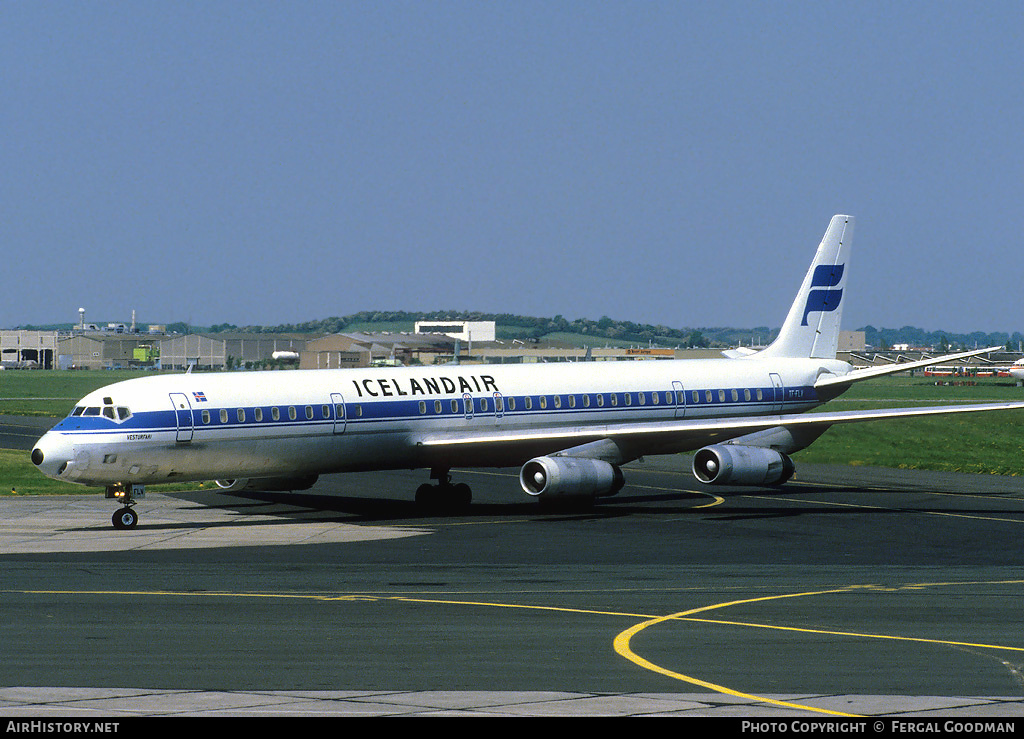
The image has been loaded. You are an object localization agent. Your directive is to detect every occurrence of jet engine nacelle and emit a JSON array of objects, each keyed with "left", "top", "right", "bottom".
[
  {"left": 214, "top": 475, "right": 319, "bottom": 492},
  {"left": 692, "top": 445, "right": 795, "bottom": 486},
  {"left": 519, "top": 456, "right": 625, "bottom": 500}
]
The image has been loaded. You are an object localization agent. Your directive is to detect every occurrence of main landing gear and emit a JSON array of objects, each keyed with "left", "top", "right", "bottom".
[
  {"left": 415, "top": 468, "right": 472, "bottom": 511},
  {"left": 106, "top": 483, "right": 145, "bottom": 530}
]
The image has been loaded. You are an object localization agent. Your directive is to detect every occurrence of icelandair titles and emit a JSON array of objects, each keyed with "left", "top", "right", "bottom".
[{"left": 351, "top": 373, "right": 499, "bottom": 399}]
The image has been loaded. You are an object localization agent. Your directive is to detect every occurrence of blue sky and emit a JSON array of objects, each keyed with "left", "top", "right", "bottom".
[{"left": 2, "top": 2, "right": 1022, "bottom": 334}]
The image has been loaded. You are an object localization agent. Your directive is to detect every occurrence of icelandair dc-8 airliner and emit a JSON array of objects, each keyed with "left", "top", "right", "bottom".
[{"left": 31, "top": 216, "right": 1024, "bottom": 529}]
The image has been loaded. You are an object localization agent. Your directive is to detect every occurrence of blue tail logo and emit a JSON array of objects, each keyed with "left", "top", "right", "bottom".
[{"left": 801, "top": 264, "right": 844, "bottom": 326}]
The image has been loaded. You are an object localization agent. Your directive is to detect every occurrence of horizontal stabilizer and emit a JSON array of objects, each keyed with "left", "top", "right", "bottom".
[
  {"left": 815, "top": 346, "right": 1004, "bottom": 390},
  {"left": 722, "top": 347, "right": 758, "bottom": 358}
]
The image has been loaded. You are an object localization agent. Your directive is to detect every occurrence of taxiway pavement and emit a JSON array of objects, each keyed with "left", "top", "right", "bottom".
[{"left": 2, "top": 450, "right": 1024, "bottom": 717}]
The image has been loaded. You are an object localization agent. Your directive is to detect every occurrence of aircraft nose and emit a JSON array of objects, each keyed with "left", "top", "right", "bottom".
[{"left": 31, "top": 431, "right": 74, "bottom": 480}]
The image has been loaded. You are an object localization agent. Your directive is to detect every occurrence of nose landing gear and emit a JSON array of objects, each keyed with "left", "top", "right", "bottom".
[{"left": 106, "top": 483, "right": 145, "bottom": 530}]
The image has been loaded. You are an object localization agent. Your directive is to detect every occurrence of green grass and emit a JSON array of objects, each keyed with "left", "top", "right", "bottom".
[
  {"left": 794, "top": 376, "right": 1024, "bottom": 474},
  {"left": 0, "top": 369, "right": 157, "bottom": 417}
]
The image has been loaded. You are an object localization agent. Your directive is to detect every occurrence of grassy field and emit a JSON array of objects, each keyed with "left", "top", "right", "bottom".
[
  {"left": 2, "top": 370, "right": 1022, "bottom": 496},
  {"left": 0, "top": 369, "right": 155, "bottom": 417},
  {"left": 795, "top": 377, "right": 1024, "bottom": 475}
]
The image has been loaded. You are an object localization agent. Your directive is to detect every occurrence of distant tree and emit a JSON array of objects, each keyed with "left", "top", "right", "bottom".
[{"left": 685, "top": 330, "right": 709, "bottom": 348}]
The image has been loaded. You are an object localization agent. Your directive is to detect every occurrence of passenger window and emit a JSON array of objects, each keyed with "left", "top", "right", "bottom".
[
  {"left": 289, "top": 406, "right": 297, "bottom": 420},
  {"left": 651, "top": 392, "right": 658, "bottom": 405},
  {"left": 568, "top": 395, "right": 576, "bottom": 408},
  {"left": 731, "top": 390, "right": 738, "bottom": 402},
  {"left": 495, "top": 396, "right": 504, "bottom": 412},
  {"left": 322, "top": 405, "right": 330, "bottom": 419},
  {"left": 237, "top": 409, "right": 245, "bottom": 423},
  {"left": 508, "top": 397, "right": 516, "bottom": 411},
  {"left": 692, "top": 391, "right": 699, "bottom": 404},
  {"left": 718, "top": 390, "right": 725, "bottom": 402},
  {"left": 434, "top": 400, "right": 442, "bottom": 413},
  {"left": 525, "top": 397, "right": 533, "bottom": 410},
  {"left": 611, "top": 394, "right": 618, "bottom": 407},
  {"left": 756, "top": 389, "right": 763, "bottom": 401},
  {"left": 272, "top": 407, "right": 281, "bottom": 421},
  {"left": 597, "top": 394, "right": 605, "bottom": 407},
  {"left": 220, "top": 409, "right": 228, "bottom": 423},
  {"left": 254, "top": 408, "right": 263, "bottom": 422},
  {"left": 450, "top": 399, "right": 458, "bottom": 413},
  {"left": 705, "top": 390, "right": 713, "bottom": 403},
  {"left": 583, "top": 395, "right": 591, "bottom": 408},
  {"left": 202, "top": 410, "right": 211, "bottom": 424},
  {"left": 744, "top": 389, "right": 751, "bottom": 401},
  {"left": 305, "top": 406, "right": 313, "bottom": 419},
  {"left": 419, "top": 401, "right": 427, "bottom": 415},
  {"left": 553, "top": 396, "right": 561, "bottom": 409},
  {"left": 539, "top": 396, "right": 547, "bottom": 410}
]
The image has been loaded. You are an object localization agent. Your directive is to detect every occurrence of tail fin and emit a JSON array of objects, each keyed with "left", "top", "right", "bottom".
[{"left": 758, "top": 215, "right": 854, "bottom": 359}]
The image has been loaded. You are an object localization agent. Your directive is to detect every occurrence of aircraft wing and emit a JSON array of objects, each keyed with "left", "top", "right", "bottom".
[{"left": 416, "top": 400, "right": 1024, "bottom": 463}]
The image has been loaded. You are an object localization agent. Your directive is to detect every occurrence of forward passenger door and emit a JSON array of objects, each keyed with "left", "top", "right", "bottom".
[{"left": 169, "top": 393, "right": 193, "bottom": 443}]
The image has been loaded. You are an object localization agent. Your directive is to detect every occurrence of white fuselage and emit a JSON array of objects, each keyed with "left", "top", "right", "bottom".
[{"left": 31, "top": 356, "right": 849, "bottom": 488}]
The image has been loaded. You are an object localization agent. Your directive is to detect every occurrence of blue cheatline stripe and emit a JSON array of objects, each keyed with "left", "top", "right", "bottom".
[{"left": 51, "top": 385, "right": 818, "bottom": 438}]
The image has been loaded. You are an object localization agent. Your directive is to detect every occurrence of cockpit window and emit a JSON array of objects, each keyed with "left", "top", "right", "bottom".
[{"left": 73, "top": 404, "right": 132, "bottom": 422}]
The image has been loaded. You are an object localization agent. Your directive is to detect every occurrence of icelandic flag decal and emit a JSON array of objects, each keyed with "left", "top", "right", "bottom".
[{"left": 193, "top": 391, "right": 208, "bottom": 402}]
